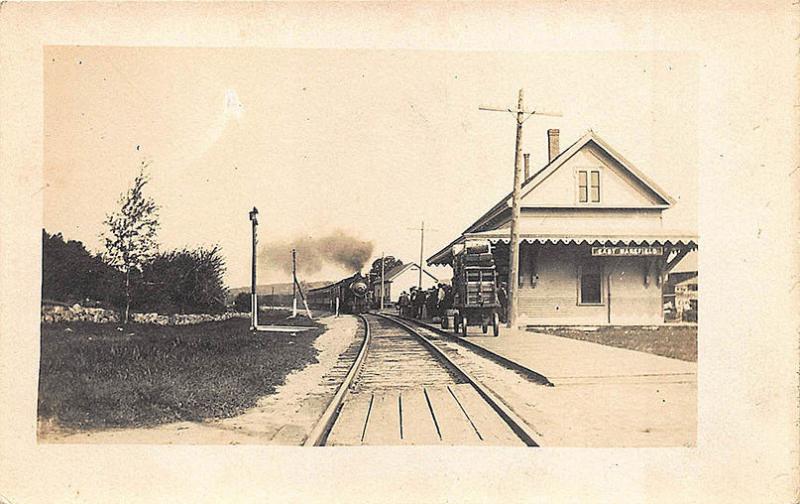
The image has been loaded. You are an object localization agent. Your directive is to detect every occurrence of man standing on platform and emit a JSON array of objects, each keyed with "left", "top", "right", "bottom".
[
  {"left": 398, "top": 291, "right": 409, "bottom": 316},
  {"left": 415, "top": 288, "right": 426, "bottom": 319},
  {"left": 436, "top": 283, "right": 446, "bottom": 318},
  {"left": 425, "top": 287, "right": 438, "bottom": 320},
  {"left": 497, "top": 282, "right": 508, "bottom": 324}
]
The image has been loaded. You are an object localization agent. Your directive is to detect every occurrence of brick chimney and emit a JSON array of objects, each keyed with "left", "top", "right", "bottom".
[
  {"left": 523, "top": 153, "right": 530, "bottom": 180},
  {"left": 547, "top": 129, "right": 560, "bottom": 163}
]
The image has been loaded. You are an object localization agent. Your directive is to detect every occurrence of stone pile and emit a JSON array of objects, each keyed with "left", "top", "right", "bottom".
[
  {"left": 41, "top": 304, "right": 249, "bottom": 325},
  {"left": 130, "top": 312, "right": 248, "bottom": 325},
  {"left": 41, "top": 304, "right": 120, "bottom": 324}
]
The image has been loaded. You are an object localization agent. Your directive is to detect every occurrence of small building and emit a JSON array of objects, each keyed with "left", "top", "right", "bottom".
[
  {"left": 663, "top": 251, "right": 698, "bottom": 322},
  {"left": 673, "top": 276, "right": 698, "bottom": 321},
  {"left": 428, "top": 129, "right": 698, "bottom": 326},
  {"left": 372, "top": 262, "right": 439, "bottom": 306}
]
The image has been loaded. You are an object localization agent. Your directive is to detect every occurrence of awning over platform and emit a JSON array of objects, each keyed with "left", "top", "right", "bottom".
[{"left": 428, "top": 231, "right": 698, "bottom": 266}]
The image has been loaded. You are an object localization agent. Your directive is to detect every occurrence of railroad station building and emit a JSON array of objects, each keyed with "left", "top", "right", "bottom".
[{"left": 428, "top": 130, "right": 698, "bottom": 326}]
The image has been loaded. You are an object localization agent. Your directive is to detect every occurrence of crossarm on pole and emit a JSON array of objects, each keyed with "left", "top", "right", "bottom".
[{"left": 479, "top": 105, "right": 563, "bottom": 117}]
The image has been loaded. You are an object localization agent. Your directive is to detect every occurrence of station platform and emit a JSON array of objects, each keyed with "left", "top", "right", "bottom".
[
  {"left": 461, "top": 327, "right": 696, "bottom": 385},
  {"left": 410, "top": 317, "right": 697, "bottom": 446}
]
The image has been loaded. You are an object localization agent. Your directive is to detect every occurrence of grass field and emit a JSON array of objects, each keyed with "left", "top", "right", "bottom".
[
  {"left": 535, "top": 325, "right": 697, "bottom": 362},
  {"left": 38, "top": 311, "right": 324, "bottom": 430}
]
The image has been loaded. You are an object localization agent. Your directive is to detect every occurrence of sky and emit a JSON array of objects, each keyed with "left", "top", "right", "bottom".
[{"left": 44, "top": 47, "right": 697, "bottom": 288}]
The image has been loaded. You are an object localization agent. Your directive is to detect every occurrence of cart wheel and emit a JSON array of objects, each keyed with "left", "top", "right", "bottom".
[
  {"left": 461, "top": 317, "right": 468, "bottom": 336},
  {"left": 492, "top": 312, "right": 500, "bottom": 336},
  {"left": 441, "top": 314, "right": 449, "bottom": 329}
]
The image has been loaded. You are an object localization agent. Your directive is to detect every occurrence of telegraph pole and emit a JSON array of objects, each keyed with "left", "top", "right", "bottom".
[
  {"left": 380, "top": 251, "right": 385, "bottom": 311},
  {"left": 248, "top": 207, "right": 259, "bottom": 330},
  {"left": 479, "top": 89, "right": 561, "bottom": 328},
  {"left": 418, "top": 221, "right": 425, "bottom": 289},
  {"left": 292, "top": 248, "right": 297, "bottom": 317},
  {"left": 407, "top": 221, "right": 438, "bottom": 289},
  {"left": 508, "top": 90, "right": 524, "bottom": 330}
]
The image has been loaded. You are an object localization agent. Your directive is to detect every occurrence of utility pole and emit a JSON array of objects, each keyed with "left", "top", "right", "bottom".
[
  {"left": 407, "top": 221, "right": 438, "bottom": 290},
  {"left": 380, "top": 251, "right": 385, "bottom": 311},
  {"left": 290, "top": 266, "right": 314, "bottom": 319},
  {"left": 479, "top": 89, "right": 561, "bottom": 328},
  {"left": 292, "top": 248, "right": 297, "bottom": 317},
  {"left": 248, "top": 207, "right": 259, "bottom": 330},
  {"left": 418, "top": 221, "right": 424, "bottom": 289}
]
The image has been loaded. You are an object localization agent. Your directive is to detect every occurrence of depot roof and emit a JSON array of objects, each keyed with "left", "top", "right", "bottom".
[
  {"left": 428, "top": 231, "right": 698, "bottom": 265},
  {"left": 427, "top": 129, "right": 696, "bottom": 267},
  {"left": 460, "top": 130, "right": 677, "bottom": 237}
]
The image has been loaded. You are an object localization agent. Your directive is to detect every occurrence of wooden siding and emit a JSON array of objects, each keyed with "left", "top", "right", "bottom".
[
  {"left": 520, "top": 143, "right": 665, "bottom": 207},
  {"left": 516, "top": 244, "right": 663, "bottom": 325},
  {"left": 518, "top": 208, "right": 663, "bottom": 235}
]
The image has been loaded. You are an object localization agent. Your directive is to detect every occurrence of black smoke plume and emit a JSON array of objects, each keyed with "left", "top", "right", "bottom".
[{"left": 260, "top": 230, "right": 374, "bottom": 275}]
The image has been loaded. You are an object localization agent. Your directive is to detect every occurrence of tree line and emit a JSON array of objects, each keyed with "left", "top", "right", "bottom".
[
  {"left": 43, "top": 230, "right": 228, "bottom": 316},
  {"left": 43, "top": 163, "right": 228, "bottom": 321}
]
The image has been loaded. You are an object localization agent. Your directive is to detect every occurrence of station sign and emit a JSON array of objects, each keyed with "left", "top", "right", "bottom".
[{"left": 591, "top": 246, "right": 663, "bottom": 257}]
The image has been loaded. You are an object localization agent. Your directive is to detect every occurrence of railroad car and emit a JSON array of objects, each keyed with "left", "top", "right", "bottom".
[{"left": 308, "top": 272, "right": 372, "bottom": 314}]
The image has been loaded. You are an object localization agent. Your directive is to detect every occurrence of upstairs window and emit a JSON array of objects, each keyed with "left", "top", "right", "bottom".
[{"left": 578, "top": 169, "right": 601, "bottom": 203}]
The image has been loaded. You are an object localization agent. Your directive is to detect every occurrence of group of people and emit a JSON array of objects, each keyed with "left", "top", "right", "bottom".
[
  {"left": 397, "top": 283, "right": 452, "bottom": 320},
  {"left": 395, "top": 281, "right": 510, "bottom": 323}
]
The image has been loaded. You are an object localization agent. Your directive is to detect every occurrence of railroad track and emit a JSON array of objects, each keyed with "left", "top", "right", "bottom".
[
  {"left": 304, "top": 313, "right": 541, "bottom": 447},
  {"left": 396, "top": 315, "right": 554, "bottom": 387}
]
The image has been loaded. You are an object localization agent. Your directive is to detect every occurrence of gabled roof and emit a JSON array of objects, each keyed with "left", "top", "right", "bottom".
[
  {"left": 384, "top": 263, "right": 410, "bottom": 280},
  {"left": 671, "top": 249, "right": 698, "bottom": 273},
  {"left": 463, "top": 130, "right": 676, "bottom": 235},
  {"left": 382, "top": 262, "right": 438, "bottom": 282}
]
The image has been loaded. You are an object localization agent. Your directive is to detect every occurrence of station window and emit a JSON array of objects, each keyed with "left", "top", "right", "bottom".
[
  {"left": 578, "top": 261, "right": 603, "bottom": 305},
  {"left": 578, "top": 169, "right": 601, "bottom": 203}
]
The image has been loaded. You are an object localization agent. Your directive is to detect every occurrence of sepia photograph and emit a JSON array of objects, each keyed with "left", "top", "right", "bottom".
[
  {"left": 0, "top": 2, "right": 797, "bottom": 503},
  {"left": 38, "top": 46, "right": 698, "bottom": 447}
]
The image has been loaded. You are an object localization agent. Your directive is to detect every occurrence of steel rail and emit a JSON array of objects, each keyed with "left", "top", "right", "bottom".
[
  {"left": 303, "top": 314, "right": 371, "bottom": 447},
  {"left": 394, "top": 315, "right": 554, "bottom": 387},
  {"left": 375, "top": 313, "right": 542, "bottom": 447}
]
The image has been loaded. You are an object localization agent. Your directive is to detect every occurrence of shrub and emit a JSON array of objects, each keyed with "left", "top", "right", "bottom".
[
  {"left": 135, "top": 246, "right": 228, "bottom": 314},
  {"left": 234, "top": 292, "right": 251, "bottom": 313}
]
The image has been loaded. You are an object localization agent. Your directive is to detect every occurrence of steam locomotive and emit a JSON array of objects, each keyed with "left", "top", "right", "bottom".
[{"left": 307, "top": 272, "right": 372, "bottom": 314}]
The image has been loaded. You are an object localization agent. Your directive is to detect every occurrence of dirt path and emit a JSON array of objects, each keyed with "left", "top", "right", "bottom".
[{"left": 39, "top": 315, "right": 359, "bottom": 445}]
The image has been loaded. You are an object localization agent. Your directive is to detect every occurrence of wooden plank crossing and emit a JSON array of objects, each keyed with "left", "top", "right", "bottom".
[
  {"left": 362, "top": 391, "right": 401, "bottom": 445},
  {"left": 327, "top": 384, "right": 523, "bottom": 446},
  {"left": 325, "top": 394, "right": 372, "bottom": 446},
  {"left": 424, "top": 385, "right": 482, "bottom": 445},
  {"left": 399, "top": 388, "right": 441, "bottom": 445},
  {"left": 448, "top": 383, "right": 524, "bottom": 446}
]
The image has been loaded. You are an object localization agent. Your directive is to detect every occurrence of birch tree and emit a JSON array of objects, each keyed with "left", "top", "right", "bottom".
[{"left": 102, "top": 163, "right": 160, "bottom": 324}]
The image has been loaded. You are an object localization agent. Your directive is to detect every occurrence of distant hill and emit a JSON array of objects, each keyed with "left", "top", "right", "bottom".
[{"left": 227, "top": 280, "right": 333, "bottom": 302}]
